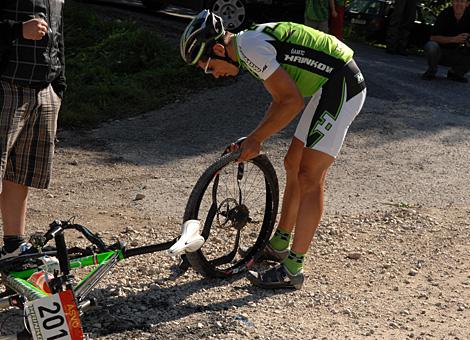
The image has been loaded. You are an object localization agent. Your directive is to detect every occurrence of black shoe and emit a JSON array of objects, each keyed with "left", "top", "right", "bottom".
[
  {"left": 447, "top": 71, "right": 468, "bottom": 83},
  {"left": 0, "top": 242, "right": 33, "bottom": 260},
  {"left": 421, "top": 70, "right": 436, "bottom": 80},
  {"left": 238, "top": 243, "right": 289, "bottom": 263},
  {"left": 246, "top": 264, "right": 304, "bottom": 290}
]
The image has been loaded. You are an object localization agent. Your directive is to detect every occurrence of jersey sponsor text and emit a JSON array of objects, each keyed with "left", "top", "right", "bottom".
[
  {"left": 240, "top": 49, "right": 265, "bottom": 73},
  {"left": 283, "top": 54, "right": 334, "bottom": 74}
]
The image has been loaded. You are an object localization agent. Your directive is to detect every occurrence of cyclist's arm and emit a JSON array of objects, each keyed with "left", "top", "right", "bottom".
[
  {"left": 238, "top": 67, "right": 304, "bottom": 161},
  {"left": 253, "top": 67, "right": 304, "bottom": 141}
]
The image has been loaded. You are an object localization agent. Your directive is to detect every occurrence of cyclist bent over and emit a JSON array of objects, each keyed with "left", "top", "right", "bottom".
[{"left": 180, "top": 10, "right": 366, "bottom": 290}]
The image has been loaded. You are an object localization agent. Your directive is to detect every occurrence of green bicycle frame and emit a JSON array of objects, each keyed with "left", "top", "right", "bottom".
[{"left": 4, "top": 250, "right": 124, "bottom": 304}]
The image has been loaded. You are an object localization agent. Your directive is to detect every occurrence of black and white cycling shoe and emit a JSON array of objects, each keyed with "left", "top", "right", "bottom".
[{"left": 246, "top": 264, "right": 304, "bottom": 290}]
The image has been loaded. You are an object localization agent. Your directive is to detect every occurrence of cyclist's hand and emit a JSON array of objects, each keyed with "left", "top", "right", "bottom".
[
  {"left": 238, "top": 136, "right": 261, "bottom": 162},
  {"left": 331, "top": 9, "right": 338, "bottom": 18},
  {"left": 454, "top": 33, "right": 468, "bottom": 44},
  {"left": 226, "top": 137, "right": 246, "bottom": 154},
  {"left": 22, "top": 18, "right": 48, "bottom": 40},
  {"left": 228, "top": 143, "right": 239, "bottom": 153}
]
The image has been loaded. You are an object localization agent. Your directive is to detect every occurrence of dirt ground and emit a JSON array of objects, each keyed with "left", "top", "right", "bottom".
[{"left": 1, "top": 3, "right": 470, "bottom": 340}]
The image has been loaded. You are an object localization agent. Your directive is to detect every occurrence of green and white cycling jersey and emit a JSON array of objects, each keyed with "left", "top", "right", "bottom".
[{"left": 234, "top": 22, "right": 354, "bottom": 97}]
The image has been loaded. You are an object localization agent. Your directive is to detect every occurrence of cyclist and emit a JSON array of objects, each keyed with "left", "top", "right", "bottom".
[{"left": 180, "top": 10, "right": 366, "bottom": 289}]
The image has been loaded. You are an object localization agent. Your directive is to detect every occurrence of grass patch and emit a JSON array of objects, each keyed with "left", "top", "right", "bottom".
[{"left": 61, "top": 1, "right": 226, "bottom": 127}]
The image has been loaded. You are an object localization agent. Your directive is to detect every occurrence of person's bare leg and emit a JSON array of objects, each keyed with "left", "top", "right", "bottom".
[
  {"left": 276, "top": 137, "right": 305, "bottom": 234},
  {"left": 246, "top": 149, "right": 334, "bottom": 289},
  {"left": 0, "top": 180, "right": 28, "bottom": 236},
  {"left": 291, "top": 149, "right": 334, "bottom": 254}
]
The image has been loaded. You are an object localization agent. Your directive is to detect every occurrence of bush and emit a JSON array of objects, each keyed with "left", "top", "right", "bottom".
[{"left": 61, "top": 1, "right": 225, "bottom": 127}]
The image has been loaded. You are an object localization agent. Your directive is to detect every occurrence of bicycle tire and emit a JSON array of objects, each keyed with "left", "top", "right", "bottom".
[{"left": 183, "top": 151, "right": 279, "bottom": 278}]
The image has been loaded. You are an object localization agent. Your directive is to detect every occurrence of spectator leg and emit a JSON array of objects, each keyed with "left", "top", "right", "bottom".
[
  {"left": 329, "top": 5, "right": 345, "bottom": 41},
  {"left": 386, "top": 0, "right": 407, "bottom": 51},
  {"left": 444, "top": 48, "right": 470, "bottom": 76},
  {"left": 423, "top": 41, "right": 441, "bottom": 74},
  {"left": 305, "top": 17, "right": 329, "bottom": 34},
  {"left": 398, "top": 0, "right": 417, "bottom": 50}
]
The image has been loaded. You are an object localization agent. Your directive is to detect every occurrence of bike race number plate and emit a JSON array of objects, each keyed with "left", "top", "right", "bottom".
[{"left": 26, "top": 289, "right": 84, "bottom": 340}]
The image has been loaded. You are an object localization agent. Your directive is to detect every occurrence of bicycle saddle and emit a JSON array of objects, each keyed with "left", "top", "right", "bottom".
[{"left": 168, "top": 220, "right": 205, "bottom": 257}]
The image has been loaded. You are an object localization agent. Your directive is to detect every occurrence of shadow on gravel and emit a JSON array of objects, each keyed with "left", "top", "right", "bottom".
[
  {"left": 81, "top": 274, "right": 284, "bottom": 336},
  {"left": 0, "top": 310, "right": 25, "bottom": 337}
]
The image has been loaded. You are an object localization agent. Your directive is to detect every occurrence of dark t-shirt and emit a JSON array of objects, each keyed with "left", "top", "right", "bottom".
[{"left": 432, "top": 7, "right": 470, "bottom": 49}]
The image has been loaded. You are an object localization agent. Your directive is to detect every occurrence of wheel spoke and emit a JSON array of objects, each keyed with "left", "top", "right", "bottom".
[{"left": 199, "top": 162, "right": 267, "bottom": 267}]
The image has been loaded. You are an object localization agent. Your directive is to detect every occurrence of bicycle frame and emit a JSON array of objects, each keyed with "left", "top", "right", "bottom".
[
  {"left": 0, "top": 219, "right": 200, "bottom": 340},
  {"left": 3, "top": 221, "right": 183, "bottom": 290}
]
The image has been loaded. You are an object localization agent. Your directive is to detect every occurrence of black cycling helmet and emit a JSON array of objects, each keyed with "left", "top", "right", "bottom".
[{"left": 180, "top": 9, "right": 225, "bottom": 65}]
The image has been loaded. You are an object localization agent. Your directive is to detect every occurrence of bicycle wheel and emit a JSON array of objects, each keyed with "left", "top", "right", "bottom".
[{"left": 183, "top": 151, "right": 279, "bottom": 278}]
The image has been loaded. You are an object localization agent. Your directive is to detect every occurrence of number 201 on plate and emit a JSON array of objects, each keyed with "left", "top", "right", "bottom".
[{"left": 26, "top": 290, "right": 84, "bottom": 340}]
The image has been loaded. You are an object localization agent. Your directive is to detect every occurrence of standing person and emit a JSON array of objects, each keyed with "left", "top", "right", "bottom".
[
  {"left": 421, "top": 0, "right": 470, "bottom": 83},
  {"left": 0, "top": 0, "right": 66, "bottom": 258},
  {"left": 329, "top": 0, "right": 346, "bottom": 41},
  {"left": 305, "top": 0, "right": 337, "bottom": 33},
  {"left": 180, "top": 10, "right": 366, "bottom": 290},
  {"left": 386, "top": 0, "right": 418, "bottom": 55}
]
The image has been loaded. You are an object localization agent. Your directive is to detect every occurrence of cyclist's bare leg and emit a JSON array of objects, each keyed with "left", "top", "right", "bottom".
[
  {"left": 291, "top": 148, "right": 334, "bottom": 254},
  {"left": 277, "top": 137, "right": 305, "bottom": 234},
  {"left": 0, "top": 180, "right": 28, "bottom": 236}
]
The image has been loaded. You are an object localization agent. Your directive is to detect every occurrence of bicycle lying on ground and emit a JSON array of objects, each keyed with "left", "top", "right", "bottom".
[{"left": 0, "top": 145, "right": 279, "bottom": 339}]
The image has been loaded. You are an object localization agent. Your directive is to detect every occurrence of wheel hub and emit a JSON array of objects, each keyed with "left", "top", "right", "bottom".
[
  {"left": 217, "top": 198, "right": 250, "bottom": 231},
  {"left": 220, "top": 4, "right": 236, "bottom": 18}
]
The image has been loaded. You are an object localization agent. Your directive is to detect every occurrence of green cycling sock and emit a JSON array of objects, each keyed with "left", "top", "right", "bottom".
[
  {"left": 283, "top": 250, "right": 305, "bottom": 275},
  {"left": 268, "top": 227, "right": 291, "bottom": 251}
]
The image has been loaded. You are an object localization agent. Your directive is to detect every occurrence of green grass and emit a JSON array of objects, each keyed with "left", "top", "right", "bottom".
[{"left": 61, "top": 2, "right": 225, "bottom": 127}]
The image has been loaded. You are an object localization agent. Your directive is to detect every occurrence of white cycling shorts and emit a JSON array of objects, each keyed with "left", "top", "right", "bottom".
[{"left": 294, "top": 59, "right": 367, "bottom": 158}]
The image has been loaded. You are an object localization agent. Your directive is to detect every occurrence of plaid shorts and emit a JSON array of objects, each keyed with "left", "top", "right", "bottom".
[{"left": 0, "top": 80, "right": 61, "bottom": 191}]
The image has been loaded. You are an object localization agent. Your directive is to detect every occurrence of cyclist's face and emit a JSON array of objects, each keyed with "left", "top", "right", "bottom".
[{"left": 198, "top": 57, "right": 239, "bottom": 78}]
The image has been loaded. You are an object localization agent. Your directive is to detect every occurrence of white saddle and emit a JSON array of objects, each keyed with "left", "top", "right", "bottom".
[{"left": 168, "top": 220, "right": 205, "bottom": 257}]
